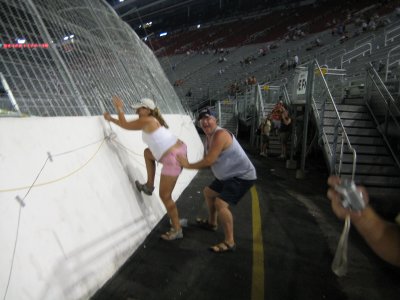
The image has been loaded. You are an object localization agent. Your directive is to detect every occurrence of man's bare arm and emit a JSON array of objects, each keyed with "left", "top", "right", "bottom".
[{"left": 178, "top": 130, "right": 231, "bottom": 169}]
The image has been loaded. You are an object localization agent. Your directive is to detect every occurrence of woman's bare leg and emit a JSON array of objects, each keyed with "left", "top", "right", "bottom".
[
  {"left": 144, "top": 148, "right": 156, "bottom": 188},
  {"left": 159, "top": 174, "right": 180, "bottom": 230}
]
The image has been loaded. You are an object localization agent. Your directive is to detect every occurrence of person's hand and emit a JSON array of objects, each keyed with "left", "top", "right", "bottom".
[
  {"left": 103, "top": 112, "right": 112, "bottom": 121},
  {"left": 112, "top": 96, "right": 124, "bottom": 111},
  {"left": 177, "top": 155, "right": 189, "bottom": 168},
  {"left": 327, "top": 175, "right": 369, "bottom": 220}
]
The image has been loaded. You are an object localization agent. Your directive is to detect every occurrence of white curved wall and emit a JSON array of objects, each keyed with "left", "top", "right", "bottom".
[{"left": 0, "top": 114, "right": 203, "bottom": 300}]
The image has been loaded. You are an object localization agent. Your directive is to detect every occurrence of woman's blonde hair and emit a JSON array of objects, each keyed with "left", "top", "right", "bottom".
[{"left": 150, "top": 107, "right": 169, "bottom": 128}]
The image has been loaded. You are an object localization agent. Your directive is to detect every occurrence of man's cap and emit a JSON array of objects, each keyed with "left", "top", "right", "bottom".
[
  {"left": 131, "top": 98, "right": 156, "bottom": 110},
  {"left": 197, "top": 108, "right": 217, "bottom": 121}
]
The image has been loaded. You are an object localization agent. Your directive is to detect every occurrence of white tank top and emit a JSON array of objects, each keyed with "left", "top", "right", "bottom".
[{"left": 142, "top": 126, "right": 177, "bottom": 160}]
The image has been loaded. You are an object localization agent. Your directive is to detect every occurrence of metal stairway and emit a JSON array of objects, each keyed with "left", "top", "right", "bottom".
[
  {"left": 312, "top": 62, "right": 400, "bottom": 198},
  {"left": 316, "top": 97, "right": 400, "bottom": 197},
  {"left": 218, "top": 100, "right": 239, "bottom": 136},
  {"left": 261, "top": 102, "right": 282, "bottom": 157}
]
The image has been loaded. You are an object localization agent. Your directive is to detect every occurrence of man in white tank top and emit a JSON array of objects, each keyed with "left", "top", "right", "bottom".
[{"left": 178, "top": 108, "right": 256, "bottom": 253}]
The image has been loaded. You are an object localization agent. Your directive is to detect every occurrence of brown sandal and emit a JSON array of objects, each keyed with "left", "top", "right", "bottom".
[{"left": 209, "top": 242, "right": 236, "bottom": 253}]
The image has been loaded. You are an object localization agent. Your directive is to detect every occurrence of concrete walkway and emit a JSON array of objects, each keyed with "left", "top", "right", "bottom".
[{"left": 91, "top": 149, "right": 400, "bottom": 300}]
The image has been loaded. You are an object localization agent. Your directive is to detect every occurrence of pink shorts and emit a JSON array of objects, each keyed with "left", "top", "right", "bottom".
[{"left": 159, "top": 142, "right": 187, "bottom": 177}]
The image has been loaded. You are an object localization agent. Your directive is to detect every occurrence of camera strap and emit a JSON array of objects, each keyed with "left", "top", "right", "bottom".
[{"left": 331, "top": 214, "right": 351, "bottom": 277}]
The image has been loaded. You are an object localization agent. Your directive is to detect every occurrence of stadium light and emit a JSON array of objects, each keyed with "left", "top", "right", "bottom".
[
  {"left": 144, "top": 21, "right": 152, "bottom": 28},
  {"left": 159, "top": 32, "right": 167, "bottom": 37}
]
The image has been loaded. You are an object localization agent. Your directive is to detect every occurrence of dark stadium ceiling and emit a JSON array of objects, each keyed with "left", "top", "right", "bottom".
[{"left": 106, "top": 0, "right": 293, "bottom": 38}]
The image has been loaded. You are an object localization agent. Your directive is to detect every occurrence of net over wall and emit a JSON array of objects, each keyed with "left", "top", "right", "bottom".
[{"left": 0, "top": 0, "right": 184, "bottom": 116}]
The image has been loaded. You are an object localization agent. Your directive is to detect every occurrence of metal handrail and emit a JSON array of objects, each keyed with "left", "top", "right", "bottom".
[
  {"left": 326, "top": 48, "right": 346, "bottom": 66},
  {"left": 354, "top": 33, "right": 375, "bottom": 48},
  {"left": 385, "top": 45, "right": 400, "bottom": 81},
  {"left": 384, "top": 23, "right": 400, "bottom": 46},
  {"left": 282, "top": 84, "right": 291, "bottom": 106},
  {"left": 313, "top": 59, "right": 357, "bottom": 179},
  {"left": 340, "top": 43, "right": 372, "bottom": 69},
  {"left": 366, "top": 63, "right": 400, "bottom": 169},
  {"left": 257, "top": 84, "right": 265, "bottom": 116},
  {"left": 250, "top": 84, "right": 264, "bottom": 146},
  {"left": 384, "top": 19, "right": 400, "bottom": 32},
  {"left": 217, "top": 101, "right": 222, "bottom": 121},
  {"left": 192, "top": 99, "right": 214, "bottom": 112}
]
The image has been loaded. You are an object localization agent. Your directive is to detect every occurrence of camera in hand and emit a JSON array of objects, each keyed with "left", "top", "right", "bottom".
[{"left": 334, "top": 178, "right": 365, "bottom": 211}]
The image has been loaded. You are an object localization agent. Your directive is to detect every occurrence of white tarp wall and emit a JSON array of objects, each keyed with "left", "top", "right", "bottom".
[{"left": 0, "top": 115, "right": 203, "bottom": 300}]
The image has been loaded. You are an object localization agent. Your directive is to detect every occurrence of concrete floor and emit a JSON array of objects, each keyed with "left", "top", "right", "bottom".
[{"left": 91, "top": 148, "right": 400, "bottom": 300}]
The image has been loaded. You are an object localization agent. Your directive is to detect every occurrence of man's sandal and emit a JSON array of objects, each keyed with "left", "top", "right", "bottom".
[
  {"left": 209, "top": 242, "right": 236, "bottom": 253},
  {"left": 195, "top": 218, "right": 218, "bottom": 231},
  {"left": 160, "top": 228, "right": 183, "bottom": 241}
]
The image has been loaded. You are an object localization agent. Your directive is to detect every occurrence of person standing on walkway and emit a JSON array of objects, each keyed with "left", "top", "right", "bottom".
[
  {"left": 259, "top": 115, "right": 271, "bottom": 157},
  {"left": 270, "top": 100, "right": 284, "bottom": 135},
  {"left": 279, "top": 108, "right": 291, "bottom": 159},
  {"left": 104, "top": 96, "right": 187, "bottom": 241},
  {"left": 178, "top": 108, "right": 257, "bottom": 253}
]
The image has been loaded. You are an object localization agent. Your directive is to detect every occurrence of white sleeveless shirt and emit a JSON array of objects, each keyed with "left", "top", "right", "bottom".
[
  {"left": 206, "top": 127, "right": 256, "bottom": 180},
  {"left": 142, "top": 126, "right": 177, "bottom": 160}
]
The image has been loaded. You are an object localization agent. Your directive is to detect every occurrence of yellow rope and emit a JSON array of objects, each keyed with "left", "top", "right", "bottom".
[
  {"left": 1, "top": 116, "right": 193, "bottom": 193},
  {"left": 0, "top": 139, "right": 106, "bottom": 193}
]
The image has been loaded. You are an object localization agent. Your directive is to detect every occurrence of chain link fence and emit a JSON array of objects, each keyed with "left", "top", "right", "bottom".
[{"left": 0, "top": 0, "right": 184, "bottom": 116}]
